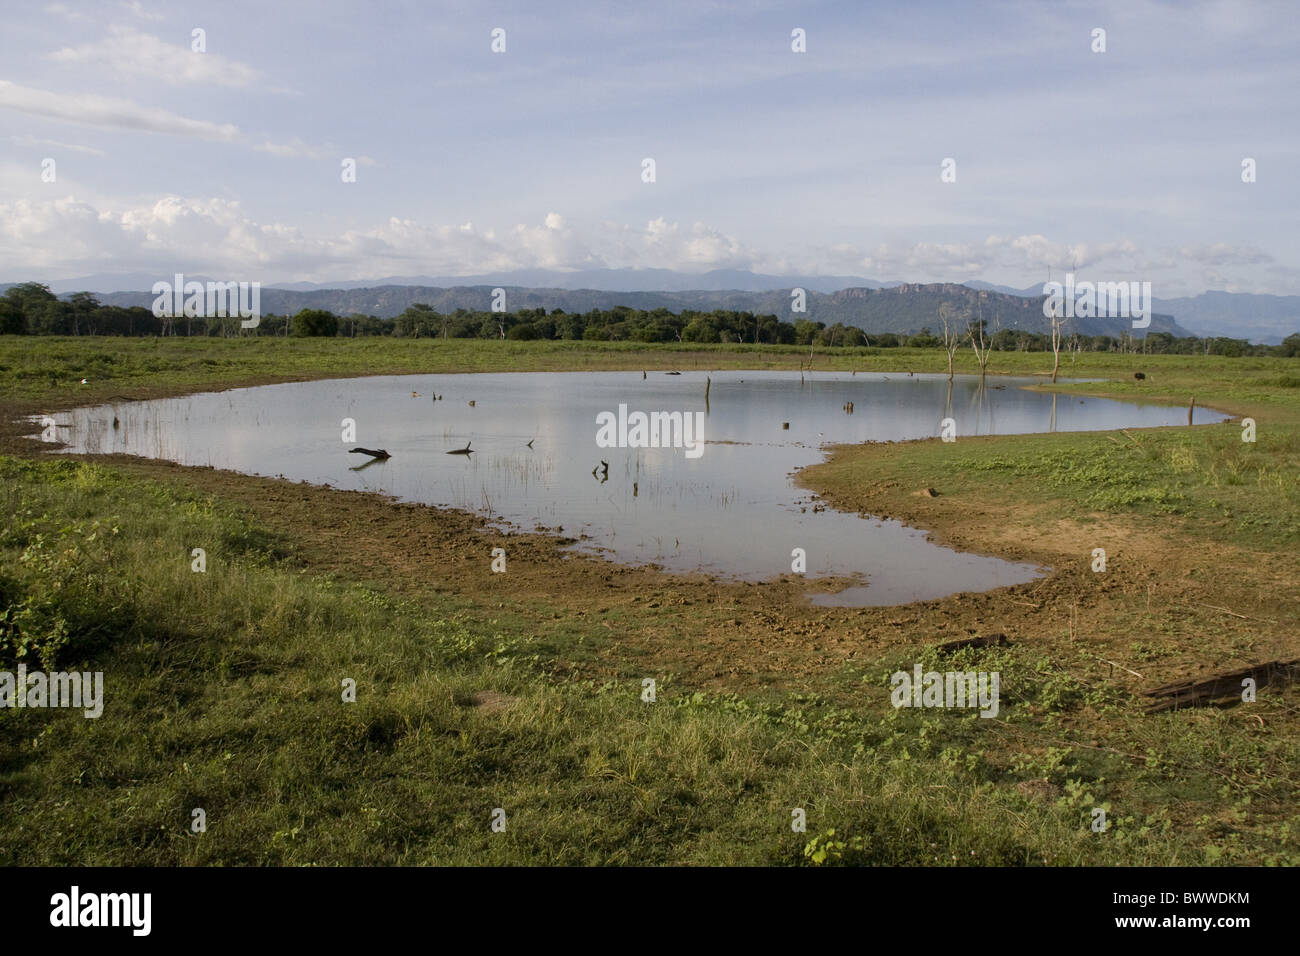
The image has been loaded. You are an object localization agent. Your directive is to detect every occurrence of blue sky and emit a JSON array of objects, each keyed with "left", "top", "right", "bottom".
[{"left": 1, "top": 0, "right": 1297, "bottom": 295}]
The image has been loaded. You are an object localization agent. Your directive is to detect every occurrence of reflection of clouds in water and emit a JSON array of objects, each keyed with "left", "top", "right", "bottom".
[{"left": 47, "top": 372, "right": 1228, "bottom": 606}]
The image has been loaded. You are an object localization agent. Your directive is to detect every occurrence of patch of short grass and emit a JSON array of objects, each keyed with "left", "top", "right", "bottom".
[{"left": 3, "top": 456, "right": 1295, "bottom": 864}]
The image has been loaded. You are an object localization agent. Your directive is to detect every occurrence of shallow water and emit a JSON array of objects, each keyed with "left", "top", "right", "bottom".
[{"left": 42, "top": 370, "right": 1228, "bottom": 606}]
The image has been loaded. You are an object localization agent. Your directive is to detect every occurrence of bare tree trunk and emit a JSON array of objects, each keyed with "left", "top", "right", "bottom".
[
  {"left": 968, "top": 299, "right": 996, "bottom": 380},
  {"left": 1050, "top": 303, "right": 1062, "bottom": 384},
  {"left": 939, "top": 303, "right": 958, "bottom": 381}
]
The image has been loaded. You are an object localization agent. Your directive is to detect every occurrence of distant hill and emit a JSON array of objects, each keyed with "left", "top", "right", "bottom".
[
  {"left": 10, "top": 269, "right": 1298, "bottom": 339},
  {"left": 266, "top": 268, "right": 889, "bottom": 295},
  {"left": 814, "top": 283, "right": 1187, "bottom": 338},
  {"left": 962, "top": 281, "right": 1300, "bottom": 345},
  {"left": 3, "top": 268, "right": 885, "bottom": 297},
  {"left": 1147, "top": 292, "right": 1300, "bottom": 344},
  {"left": 84, "top": 282, "right": 1189, "bottom": 338}
]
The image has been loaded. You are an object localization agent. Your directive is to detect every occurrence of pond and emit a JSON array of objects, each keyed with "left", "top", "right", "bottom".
[{"left": 41, "top": 370, "right": 1230, "bottom": 606}]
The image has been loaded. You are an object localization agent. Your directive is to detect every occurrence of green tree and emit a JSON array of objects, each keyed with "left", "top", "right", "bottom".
[
  {"left": 793, "top": 319, "right": 823, "bottom": 346},
  {"left": 394, "top": 303, "right": 438, "bottom": 338},
  {"left": 2, "top": 283, "right": 58, "bottom": 333},
  {"left": 291, "top": 308, "right": 340, "bottom": 337},
  {"left": 681, "top": 317, "right": 719, "bottom": 343},
  {"left": 0, "top": 298, "right": 23, "bottom": 334},
  {"left": 840, "top": 326, "right": 867, "bottom": 348},
  {"left": 1277, "top": 333, "right": 1300, "bottom": 358},
  {"left": 66, "top": 291, "right": 101, "bottom": 335},
  {"left": 908, "top": 327, "right": 940, "bottom": 348}
]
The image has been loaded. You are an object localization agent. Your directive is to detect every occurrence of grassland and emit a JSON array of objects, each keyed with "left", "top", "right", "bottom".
[
  {"left": 1, "top": 336, "right": 1297, "bottom": 865},
  {"left": 5, "top": 333, "right": 1293, "bottom": 405}
]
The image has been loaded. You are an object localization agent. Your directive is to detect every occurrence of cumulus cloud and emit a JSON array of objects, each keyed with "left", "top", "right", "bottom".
[
  {"left": 0, "top": 193, "right": 1285, "bottom": 297},
  {"left": 0, "top": 195, "right": 128, "bottom": 270},
  {"left": 0, "top": 196, "right": 766, "bottom": 280},
  {"left": 0, "top": 81, "right": 240, "bottom": 141},
  {"left": 981, "top": 236, "right": 1140, "bottom": 274},
  {"left": 50, "top": 25, "right": 260, "bottom": 87}
]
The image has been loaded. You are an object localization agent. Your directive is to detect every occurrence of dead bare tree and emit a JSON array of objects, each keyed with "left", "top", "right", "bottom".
[
  {"left": 967, "top": 297, "right": 998, "bottom": 380},
  {"left": 1048, "top": 291, "right": 1067, "bottom": 384},
  {"left": 1048, "top": 265, "right": 1072, "bottom": 383},
  {"left": 938, "top": 302, "right": 961, "bottom": 381}
]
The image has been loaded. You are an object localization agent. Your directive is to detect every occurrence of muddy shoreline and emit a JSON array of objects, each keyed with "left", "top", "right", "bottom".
[{"left": 0, "top": 369, "right": 1262, "bottom": 691}]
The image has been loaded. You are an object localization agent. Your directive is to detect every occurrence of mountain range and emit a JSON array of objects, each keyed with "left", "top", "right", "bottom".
[
  {"left": 5, "top": 270, "right": 1300, "bottom": 342},
  {"left": 963, "top": 282, "right": 1300, "bottom": 343}
]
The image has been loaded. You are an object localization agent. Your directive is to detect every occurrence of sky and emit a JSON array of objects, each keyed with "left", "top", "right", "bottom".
[{"left": 1, "top": 0, "right": 1297, "bottom": 296}]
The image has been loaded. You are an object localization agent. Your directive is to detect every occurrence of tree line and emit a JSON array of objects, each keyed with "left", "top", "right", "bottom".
[{"left": 3, "top": 282, "right": 1297, "bottom": 357}]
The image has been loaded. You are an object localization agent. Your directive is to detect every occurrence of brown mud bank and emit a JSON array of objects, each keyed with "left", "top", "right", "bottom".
[{"left": 798, "top": 434, "right": 1298, "bottom": 690}]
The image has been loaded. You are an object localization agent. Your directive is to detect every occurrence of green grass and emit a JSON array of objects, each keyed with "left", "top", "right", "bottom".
[
  {"left": 3, "top": 334, "right": 1297, "bottom": 409},
  {"left": 1, "top": 455, "right": 1297, "bottom": 865},
  {"left": 944, "top": 424, "right": 1298, "bottom": 544},
  {"left": 2, "top": 337, "right": 1299, "bottom": 865}
]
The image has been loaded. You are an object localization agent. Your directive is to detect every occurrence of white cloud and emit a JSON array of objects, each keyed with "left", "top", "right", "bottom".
[
  {"left": 44, "top": 3, "right": 90, "bottom": 23},
  {"left": 120, "top": 1, "right": 163, "bottom": 21},
  {"left": 1, "top": 82, "right": 311, "bottom": 157},
  {"left": 50, "top": 25, "right": 260, "bottom": 87},
  {"left": 636, "top": 218, "right": 751, "bottom": 268},
  {"left": 9, "top": 134, "right": 106, "bottom": 157},
  {"left": 253, "top": 138, "right": 330, "bottom": 160},
  {"left": 0, "top": 81, "right": 240, "bottom": 141},
  {"left": 0, "top": 194, "right": 1292, "bottom": 297},
  {"left": 807, "top": 236, "right": 1203, "bottom": 289},
  {"left": 1178, "top": 242, "right": 1272, "bottom": 267},
  {"left": 0, "top": 195, "right": 127, "bottom": 269},
  {"left": 0, "top": 197, "right": 758, "bottom": 279}
]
